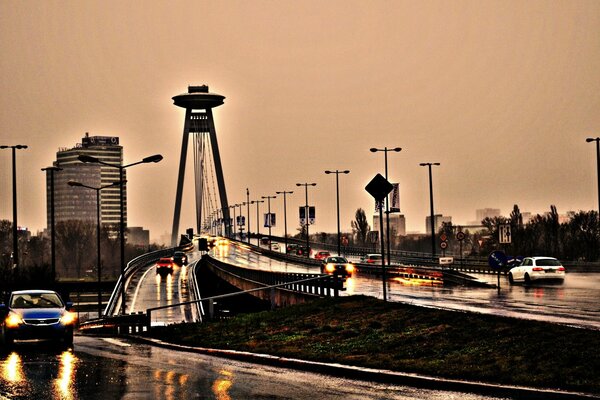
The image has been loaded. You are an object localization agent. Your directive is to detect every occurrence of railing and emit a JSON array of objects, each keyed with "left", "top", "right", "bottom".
[{"left": 104, "top": 247, "right": 175, "bottom": 316}]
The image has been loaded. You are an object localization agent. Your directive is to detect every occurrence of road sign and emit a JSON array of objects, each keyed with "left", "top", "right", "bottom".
[
  {"left": 456, "top": 231, "right": 465, "bottom": 241},
  {"left": 439, "top": 257, "right": 454, "bottom": 265},
  {"left": 488, "top": 250, "right": 507, "bottom": 270},
  {"left": 440, "top": 241, "right": 448, "bottom": 250},
  {"left": 440, "top": 233, "right": 448, "bottom": 242},
  {"left": 499, "top": 224, "right": 512, "bottom": 244},
  {"left": 365, "top": 174, "right": 394, "bottom": 202}
]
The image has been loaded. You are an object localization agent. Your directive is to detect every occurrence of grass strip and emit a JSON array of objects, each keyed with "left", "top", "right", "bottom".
[{"left": 149, "top": 295, "right": 600, "bottom": 394}]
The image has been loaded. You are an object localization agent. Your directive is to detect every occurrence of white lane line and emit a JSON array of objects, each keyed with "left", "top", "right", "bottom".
[
  {"left": 129, "top": 264, "right": 156, "bottom": 312},
  {"left": 102, "top": 338, "right": 131, "bottom": 347}
]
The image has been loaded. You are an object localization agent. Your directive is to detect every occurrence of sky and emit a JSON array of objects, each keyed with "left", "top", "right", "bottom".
[{"left": 1, "top": 1, "right": 600, "bottom": 243}]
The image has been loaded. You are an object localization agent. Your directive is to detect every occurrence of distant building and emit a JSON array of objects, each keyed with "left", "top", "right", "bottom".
[
  {"left": 425, "top": 214, "right": 452, "bottom": 235},
  {"left": 128, "top": 227, "right": 150, "bottom": 248},
  {"left": 46, "top": 133, "right": 126, "bottom": 229},
  {"left": 373, "top": 214, "right": 406, "bottom": 238},
  {"left": 475, "top": 208, "right": 501, "bottom": 222}
]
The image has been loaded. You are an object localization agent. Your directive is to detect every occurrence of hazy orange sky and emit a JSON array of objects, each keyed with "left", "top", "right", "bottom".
[{"left": 1, "top": 1, "right": 600, "bottom": 242}]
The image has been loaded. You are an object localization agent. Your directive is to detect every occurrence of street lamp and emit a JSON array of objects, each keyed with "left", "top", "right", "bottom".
[
  {"left": 41, "top": 166, "right": 62, "bottom": 283},
  {"left": 251, "top": 200, "right": 264, "bottom": 245},
  {"left": 370, "top": 147, "right": 401, "bottom": 266},
  {"left": 78, "top": 153, "right": 162, "bottom": 315},
  {"left": 1, "top": 145, "right": 28, "bottom": 268},
  {"left": 296, "top": 182, "right": 317, "bottom": 258},
  {"left": 275, "top": 190, "right": 293, "bottom": 253},
  {"left": 325, "top": 170, "right": 350, "bottom": 256},
  {"left": 68, "top": 180, "right": 122, "bottom": 317},
  {"left": 420, "top": 162, "right": 441, "bottom": 258},
  {"left": 246, "top": 188, "right": 251, "bottom": 244},
  {"left": 586, "top": 137, "right": 600, "bottom": 221},
  {"left": 261, "top": 195, "right": 277, "bottom": 249}
]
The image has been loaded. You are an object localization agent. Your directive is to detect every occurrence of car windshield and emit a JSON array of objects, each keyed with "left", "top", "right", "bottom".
[
  {"left": 328, "top": 257, "right": 348, "bottom": 263},
  {"left": 536, "top": 259, "right": 562, "bottom": 267},
  {"left": 10, "top": 293, "right": 63, "bottom": 309}
]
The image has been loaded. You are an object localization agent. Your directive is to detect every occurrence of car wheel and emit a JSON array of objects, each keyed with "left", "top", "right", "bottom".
[
  {"left": 524, "top": 273, "right": 531, "bottom": 284},
  {"left": 508, "top": 273, "right": 514, "bottom": 284}
]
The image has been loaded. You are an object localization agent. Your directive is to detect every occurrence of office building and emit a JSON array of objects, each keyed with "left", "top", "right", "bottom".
[
  {"left": 425, "top": 214, "right": 452, "bottom": 235},
  {"left": 46, "top": 133, "right": 126, "bottom": 229}
]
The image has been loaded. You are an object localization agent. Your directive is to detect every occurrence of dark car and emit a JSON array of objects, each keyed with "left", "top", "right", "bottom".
[
  {"left": 0, "top": 290, "right": 75, "bottom": 347},
  {"left": 173, "top": 251, "right": 188, "bottom": 266},
  {"left": 321, "top": 256, "right": 355, "bottom": 277}
]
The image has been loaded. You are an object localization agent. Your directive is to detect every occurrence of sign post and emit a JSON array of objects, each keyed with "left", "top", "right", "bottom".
[
  {"left": 488, "top": 250, "right": 507, "bottom": 292},
  {"left": 365, "top": 174, "right": 394, "bottom": 302}
]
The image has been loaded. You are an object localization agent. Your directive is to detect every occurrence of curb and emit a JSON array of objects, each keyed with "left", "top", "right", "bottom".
[{"left": 124, "top": 335, "right": 598, "bottom": 400}]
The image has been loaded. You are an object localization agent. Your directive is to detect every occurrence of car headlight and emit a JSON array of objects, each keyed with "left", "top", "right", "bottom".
[
  {"left": 60, "top": 311, "right": 77, "bottom": 325},
  {"left": 325, "top": 264, "right": 335, "bottom": 273},
  {"left": 5, "top": 313, "right": 23, "bottom": 328},
  {"left": 345, "top": 264, "right": 355, "bottom": 273}
]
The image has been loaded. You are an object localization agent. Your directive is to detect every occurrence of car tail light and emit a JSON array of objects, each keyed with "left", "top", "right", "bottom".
[
  {"left": 558, "top": 267, "right": 565, "bottom": 271},
  {"left": 532, "top": 267, "right": 543, "bottom": 271}
]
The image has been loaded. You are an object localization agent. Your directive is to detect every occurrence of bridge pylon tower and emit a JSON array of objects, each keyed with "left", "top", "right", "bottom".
[{"left": 171, "top": 85, "right": 231, "bottom": 246}]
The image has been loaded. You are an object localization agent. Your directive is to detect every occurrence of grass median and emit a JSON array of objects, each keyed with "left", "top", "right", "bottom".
[{"left": 149, "top": 295, "right": 600, "bottom": 395}]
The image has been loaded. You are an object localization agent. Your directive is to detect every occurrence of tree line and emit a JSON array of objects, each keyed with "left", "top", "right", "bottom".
[
  {"left": 299, "top": 206, "right": 600, "bottom": 262},
  {"left": 0, "top": 219, "right": 161, "bottom": 293}
]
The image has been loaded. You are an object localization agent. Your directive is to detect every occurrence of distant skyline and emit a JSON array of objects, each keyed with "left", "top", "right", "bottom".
[{"left": 1, "top": 1, "right": 600, "bottom": 243}]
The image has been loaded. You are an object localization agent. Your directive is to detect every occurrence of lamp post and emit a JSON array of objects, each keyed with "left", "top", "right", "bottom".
[
  {"left": 41, "top": 166, "right": 62, "bottom": 283},
  {"left": 275, "top": 190, "right": 293, "bottom": 253},
  {"left": 68, "top": 180, "right": 122, "bottom": 317},
  {"left": 586, "top": 137, "right": 600, "bottom": 221},
  {"left": 325, "top": 170, "right": 350, "bottom": 256},
  {"left": 370, "top": 147, "right": 401, "bottom": 266},
  {"left": 78, "top": 153, "right": 162, "bottom": 315},
  {"left": 420, "top": 162, "right": 440, "bottom": 258},
  {"left": 296, "top": 182, "right": 317, "bottom": 258},
  {"left": 251, "top": 200, "right": 264, "bottom": 245},
  {"left": 1, "top": 145, "right": 28, "bottom": 268},
  {"left": 261, "top": 195, "right": 277, "bottom": 249},
  {"left": 246, "top": 188, "right": 251, "bottom": 244}
]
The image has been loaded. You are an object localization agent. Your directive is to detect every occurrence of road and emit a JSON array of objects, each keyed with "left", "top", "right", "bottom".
[
  {"left": 212, "top": 240, "right": 600, "bottom": 330},
  {"left": 0, "top": 336, "right": 511, "bottom": 400}
]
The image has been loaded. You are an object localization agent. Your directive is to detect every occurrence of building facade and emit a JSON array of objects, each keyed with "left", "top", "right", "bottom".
[
  {"left": 46, "top": 133, "right": 126, "bottom": 229},
  {"left": 425, "top": 214, "right": 452, "bottom": 235}
]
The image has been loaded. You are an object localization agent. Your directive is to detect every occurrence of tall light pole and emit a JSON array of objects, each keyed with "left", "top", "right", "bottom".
[
  {"left": 78, "top": 153, "right": 162, "bottom": 315},
  {"left": 41, "top": 166, "right": 62, "bottom": 283},
  {"left": 251, "top": 200, "right": 264, "bottom": 245},
  {"left": 1, "top": 145, "right": 28, "bottom": 269},
  {"left": 420, "top": 162, "right": 440, "bottom": 258},
  {"left": 246, "top": 188, "right": 251, "bottom": 244},
  {"left": 370, "top": 147, "right": 401, "bottom": 266},
  {"left": 68, "top": 180, "right": 121, "bottom": 317},
  {"left": 235, "top": 203, "right": 244, "bottom": 239},
  {"left": 586, "top": 137, "right": 600, "bottom": 221},
  {"left": 275, "top": 190, "right": 293, "bottom": 253},
  {"left": 325, "top": 170, "right": 350, "bottom": 256},
  {"left": 261, "top": 195, "right": 277, "bottom": 249},
  {"left": 296, "top": 182, "right": 316, "bottom": 258}
]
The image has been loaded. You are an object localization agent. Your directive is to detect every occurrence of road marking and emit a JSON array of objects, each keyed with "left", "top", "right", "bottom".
[
  {"left": 102, "top": 338, "right": 131, "bottom": 347},
  {"left": 129, "top": 264, "right": 156, "bottom": 312}
]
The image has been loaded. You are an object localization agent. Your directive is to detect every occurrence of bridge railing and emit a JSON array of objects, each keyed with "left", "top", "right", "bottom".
[{"left": 104, "top": 247, "right": 176, "bottom": 316}]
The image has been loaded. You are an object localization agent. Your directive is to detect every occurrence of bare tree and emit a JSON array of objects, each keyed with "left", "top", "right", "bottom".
[{"left": 351, "top": 208, "right": 370, "bottom": 245}]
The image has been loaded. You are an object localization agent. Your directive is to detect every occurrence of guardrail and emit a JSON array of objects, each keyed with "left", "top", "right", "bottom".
[{"left": 104, "top": 247, "right": 176, "bottom": 316}]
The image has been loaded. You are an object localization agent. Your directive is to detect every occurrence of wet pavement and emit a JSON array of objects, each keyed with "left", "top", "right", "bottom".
[{"left": 0, "top": 336, "right": 513, "bottom": 400}]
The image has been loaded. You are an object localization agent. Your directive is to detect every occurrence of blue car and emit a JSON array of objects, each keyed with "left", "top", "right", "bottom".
[{"left": 0, "top": 290, "right": 76, "bottom": 347}]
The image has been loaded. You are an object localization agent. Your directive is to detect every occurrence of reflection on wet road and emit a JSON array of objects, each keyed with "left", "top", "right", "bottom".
[
  {"left": 0, "top": 336, "right": 511, "bottom": 399},
  {"left": 214, "top": 240, "right": 600, "bottom": 330}
]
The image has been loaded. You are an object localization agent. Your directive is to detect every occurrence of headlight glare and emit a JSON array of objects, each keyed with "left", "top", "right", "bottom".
[
  {"left": 60, "top": 311, "right": 77, "bottom": 325},
  {"left": 5, "top": 313, "right": 23, "bottom": 328},
  {"left": 325, "top": 264, "right": 335, "bottom": 273},
  {"left": 346, "top": 264, "right": 355, "bottom": 273}
]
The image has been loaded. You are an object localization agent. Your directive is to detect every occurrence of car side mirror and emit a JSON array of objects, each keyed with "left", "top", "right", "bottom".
[{"left": 65, "top": 301, "right": 74, "bottom": 311}]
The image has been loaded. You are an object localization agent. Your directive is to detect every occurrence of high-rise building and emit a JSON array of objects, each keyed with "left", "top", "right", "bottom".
[
  {"left": 46, "top": 133, "right": 126, "bottom": 229},
  {"left": 425, "top": 214, "right": 452, "bottom": 234},
  {"left": 373, "top": 214, "right": 406, "bottom": 237},
  {"left": 475, "top": 208, "right": 501, "bottom": 222}
]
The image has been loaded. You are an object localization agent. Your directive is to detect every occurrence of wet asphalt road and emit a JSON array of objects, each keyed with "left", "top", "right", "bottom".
[
  {"left": 212, "top": 241, "right": 600, "bottom": 330},
  {"left": 0, "top": 336, "right": 512, "bottom": 400}
]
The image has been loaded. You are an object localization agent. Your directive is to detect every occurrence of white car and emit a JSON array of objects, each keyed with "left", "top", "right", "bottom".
[{"left": 508, "top": 257, "right": 566, "bottom": 284}]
